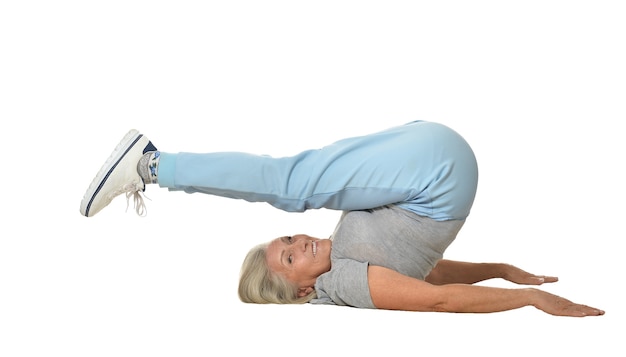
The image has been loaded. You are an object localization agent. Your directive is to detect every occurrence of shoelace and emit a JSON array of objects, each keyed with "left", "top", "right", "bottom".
[
  {"left": 109, "top": 182, "right": 149, "bottom": 216},
  {"left": 126, "top": 189, "right": 149, "bottom": 216}
]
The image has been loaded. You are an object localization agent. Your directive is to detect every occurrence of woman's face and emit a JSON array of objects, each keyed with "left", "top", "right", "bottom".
[{"left": 265, "top": 234, "right": 332, "bottom": 296}]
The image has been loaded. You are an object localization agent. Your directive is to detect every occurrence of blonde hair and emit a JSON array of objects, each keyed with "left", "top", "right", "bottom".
[{"left": 238, "top": 242, "right": 316, "bottom": 304}]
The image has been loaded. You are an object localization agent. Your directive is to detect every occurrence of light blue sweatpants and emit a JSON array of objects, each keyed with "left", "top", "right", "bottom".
[{"left": 157, "top": 121, "right": 478, "bottom": 221}]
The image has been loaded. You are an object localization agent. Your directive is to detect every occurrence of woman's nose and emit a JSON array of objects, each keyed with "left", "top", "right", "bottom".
[{"left": 294, "top": 236, "right": 307, "bottom": 250}]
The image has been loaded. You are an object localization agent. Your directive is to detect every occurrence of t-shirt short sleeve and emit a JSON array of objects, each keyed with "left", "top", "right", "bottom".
[{"left": 310, "top": 258, "right": 375, "bottom": 309}]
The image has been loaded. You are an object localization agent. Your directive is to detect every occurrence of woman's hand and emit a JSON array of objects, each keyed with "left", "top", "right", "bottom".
[
  {"left": 501, "top": 264, "right": 558, "bottom": 285},
  {"left": 530, "top": 288, "right": 605, "bottom": 317}
]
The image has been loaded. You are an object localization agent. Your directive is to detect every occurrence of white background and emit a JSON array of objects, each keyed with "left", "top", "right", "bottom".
[{"left": 1, "top": 1, "right": 624, "bottom": 356}]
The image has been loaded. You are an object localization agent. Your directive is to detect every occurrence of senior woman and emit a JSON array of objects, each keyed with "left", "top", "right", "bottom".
[{"left": 80, "top": 120, "right": 604, "bottom": 317}]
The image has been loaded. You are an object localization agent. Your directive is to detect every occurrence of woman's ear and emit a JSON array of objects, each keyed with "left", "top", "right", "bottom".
[{"left": 297, "top": 286, "right": 314, "bottom": 297}]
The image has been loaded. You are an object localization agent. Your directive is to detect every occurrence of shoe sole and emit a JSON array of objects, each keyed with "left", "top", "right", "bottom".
[{"left": 80, "top": 129, "right": 144, "bottom": 217}]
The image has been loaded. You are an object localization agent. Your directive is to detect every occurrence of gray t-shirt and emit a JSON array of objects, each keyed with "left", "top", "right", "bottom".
[{"left": 311, "top": 205, "right": 464, "bottom": 308}]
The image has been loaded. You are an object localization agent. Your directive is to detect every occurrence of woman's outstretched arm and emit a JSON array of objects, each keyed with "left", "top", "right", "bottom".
[
  {"left": 425, "top": 259, "right": 558, "bottom": 285},
  {"left": 368, "top": 265, "right": 604, "bottom": 317}
]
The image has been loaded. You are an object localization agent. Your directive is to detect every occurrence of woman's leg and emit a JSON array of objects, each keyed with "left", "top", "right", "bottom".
[{"left": 157, "top": 121, "right": 478, "bottom": 220}]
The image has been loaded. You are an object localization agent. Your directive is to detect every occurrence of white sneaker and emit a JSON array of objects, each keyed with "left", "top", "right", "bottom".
[{"left": 80, "top": 129, "right": 158, "bottom": 217}]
